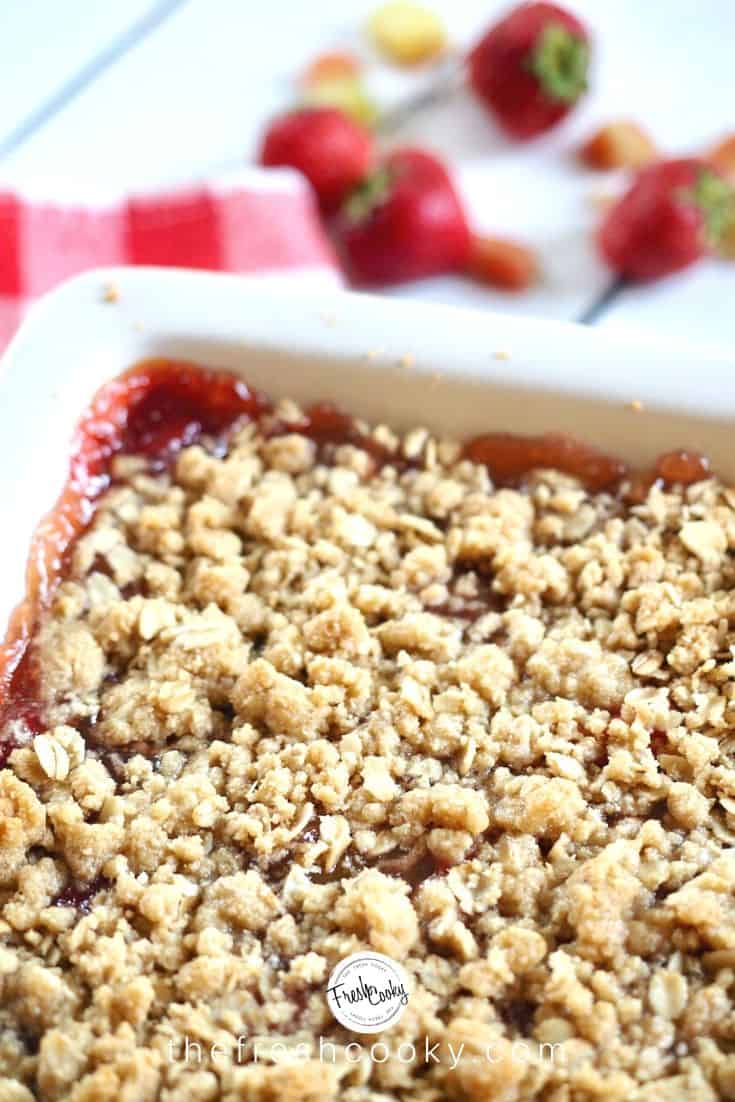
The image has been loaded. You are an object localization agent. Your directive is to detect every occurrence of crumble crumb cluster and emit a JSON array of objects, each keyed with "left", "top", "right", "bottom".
[{"left": 2, "top": 397, "right": 735, "bottom": 1101}]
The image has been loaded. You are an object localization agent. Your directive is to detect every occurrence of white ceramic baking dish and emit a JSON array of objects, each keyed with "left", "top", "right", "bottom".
[{"left": 2, "top": 265, "right": 735, "bottom": 645}]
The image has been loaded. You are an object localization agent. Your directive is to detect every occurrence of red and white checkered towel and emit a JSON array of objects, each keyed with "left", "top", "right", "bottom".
[{"left": 0, "top": 167, "right": 341, "bottom": 351}]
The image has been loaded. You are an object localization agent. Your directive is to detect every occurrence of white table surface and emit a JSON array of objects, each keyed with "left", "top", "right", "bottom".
[{"left": 2, "top": 0, "right": 734, "bottom": 343}]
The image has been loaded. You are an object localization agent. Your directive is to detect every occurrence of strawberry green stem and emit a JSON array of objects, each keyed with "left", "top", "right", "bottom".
[
  {"left": 343, "top": 167, "right": 393, "bottom": 222},
  {"left": 528, "top": 23, "right": 589, "bottom": 104},
  {"left": 689, "top": 169, "right": 734, "bottom": 249}
]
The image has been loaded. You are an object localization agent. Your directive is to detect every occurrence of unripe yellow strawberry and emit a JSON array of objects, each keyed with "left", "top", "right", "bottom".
[{"left": 367, "top": 1, "right": 447, "bottom": 67}]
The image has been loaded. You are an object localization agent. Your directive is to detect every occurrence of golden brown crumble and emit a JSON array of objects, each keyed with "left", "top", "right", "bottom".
[{"left": 2, "top": 399, "right": 735, "bottom": 1101}]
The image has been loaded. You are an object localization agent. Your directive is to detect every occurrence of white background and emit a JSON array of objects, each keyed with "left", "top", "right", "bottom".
[{"left": 2, "top": 0, "right": 734, "bottom": 341}]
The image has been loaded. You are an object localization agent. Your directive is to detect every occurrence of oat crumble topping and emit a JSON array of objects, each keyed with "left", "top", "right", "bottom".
[{"left": 2, "top": 392, "right": 735, "bottom": 1101}]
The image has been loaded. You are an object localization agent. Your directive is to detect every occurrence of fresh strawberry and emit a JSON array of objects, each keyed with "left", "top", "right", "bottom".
[
  {"left": 707, "top": 133, "right": 735, "bottom": 186},
  {"left": 598, "top": 158, "right": 734, "bottom": 281},
  {"left": 299, "top": 52, "right": 378, "bottom": 128},
  {"left": 466, "top": 234, "right": 538, "bottom": 291},
  {"left": 301, "top": 50, "right": 362, "bottom": 87},
  {"left": 367, "top": 0, "right": 447, "bottom": 67},
  {"left": 334, "top": 147, "right": 470, "bottom": 285},
  {"left": 468, "top": 2, "right": 590, "bottom": 139},
  {"left": 579, "top": 120, "right": 658, "bottom": 171},
  {"left": 302, "top": 77, "right": 379, "bottom": 128},
  {"left": 260, "top": 107, "right": 374, "bottom": 213}
]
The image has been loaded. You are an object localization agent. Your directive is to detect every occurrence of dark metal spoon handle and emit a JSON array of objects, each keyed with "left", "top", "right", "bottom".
[{"left": 376, "top": 57, "right": 467, "bottom": 137}]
